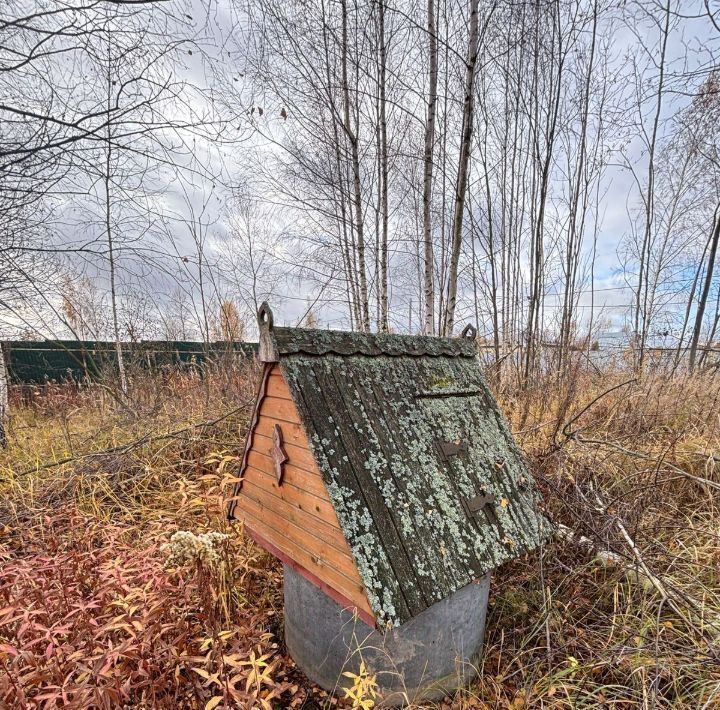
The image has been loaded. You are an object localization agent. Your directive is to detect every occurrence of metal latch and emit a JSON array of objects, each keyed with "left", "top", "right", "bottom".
[
  {"left": 437, "top": 439, "right": 468, "bottom": 458},
  {"left": 462, "top": 492, "right": 497, "bottom": 517}
]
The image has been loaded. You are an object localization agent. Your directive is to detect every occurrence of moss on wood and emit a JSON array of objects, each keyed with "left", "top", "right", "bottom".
[{"left": 278, "top": 343, "right": 549, "bottom": 627}]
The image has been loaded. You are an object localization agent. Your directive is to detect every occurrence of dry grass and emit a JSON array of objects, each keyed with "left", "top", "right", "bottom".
[
  {"left": 0, "top": 362, "right": 329, "bottom": 708},
  {"left": 467, "top": 366, "right": 720, "bottom": 709},
  {"left": 1, "top": 360, "right": 719, "bottom": 708}
]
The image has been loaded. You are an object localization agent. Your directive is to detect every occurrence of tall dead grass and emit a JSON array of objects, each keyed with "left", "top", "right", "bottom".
[
  {"left": 461, "top": 365, "right": 720, "bottom": 709},
  {"left": 1, "top": 358, "right": 719, "bottom": 708},
  {"left": 0, "top": 361, "right": 323, "bottom": 708}
]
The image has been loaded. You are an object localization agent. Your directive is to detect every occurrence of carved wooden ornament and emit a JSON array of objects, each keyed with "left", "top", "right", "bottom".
[{"left": 271, "top": 423, "right": 289, "bottom": 485}]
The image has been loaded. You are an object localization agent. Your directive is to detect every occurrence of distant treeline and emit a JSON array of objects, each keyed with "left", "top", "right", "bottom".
[{"left": 0, "top": 340, "right": 259, "bottom": 384}]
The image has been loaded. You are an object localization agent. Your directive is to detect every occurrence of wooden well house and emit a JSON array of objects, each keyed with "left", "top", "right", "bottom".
[{"left": 228, "top": 303, "right": 547, "bottom": 700}]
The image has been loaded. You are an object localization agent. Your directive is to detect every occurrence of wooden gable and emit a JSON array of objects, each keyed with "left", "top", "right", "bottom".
[{"left": 229, "top": 363, "right": 374, "bottom": 625}]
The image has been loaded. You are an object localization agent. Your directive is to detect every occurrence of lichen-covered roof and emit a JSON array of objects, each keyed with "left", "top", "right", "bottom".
[
  {"left": 261, "top": 321, "right": 549, "bottom": 628},
  {"left": 272, "top": 326, "right": 476, "bottom": 358}
]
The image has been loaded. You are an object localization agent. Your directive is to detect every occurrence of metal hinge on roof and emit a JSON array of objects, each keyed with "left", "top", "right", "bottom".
[
  {"left": 465, "top": 493, "right": 497, "bottom": 512},
  {"left": 436, "top": 439, "right": 469, "bottom": 458},
  {"left": 461, "top": 492, "right": 497, "bottom": 517}
]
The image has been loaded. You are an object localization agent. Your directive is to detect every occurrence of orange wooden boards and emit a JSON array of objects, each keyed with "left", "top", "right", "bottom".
[{"left": 231, "top": 364, "right": 374, "bottom": 622}]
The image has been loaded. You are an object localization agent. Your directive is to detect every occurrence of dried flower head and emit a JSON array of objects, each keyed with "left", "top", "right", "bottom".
[{"left": 161, "top": 530, "right": 229, "bottom": 568}]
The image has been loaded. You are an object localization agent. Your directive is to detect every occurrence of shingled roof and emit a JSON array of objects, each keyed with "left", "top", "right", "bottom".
[{"left": 239, "top": 305, "right": 548, "bottom": 627}]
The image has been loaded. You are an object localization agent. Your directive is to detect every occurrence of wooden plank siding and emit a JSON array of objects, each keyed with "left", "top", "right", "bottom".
[{"left": 231, "top": 363, "right": 374, "bottom": 623}]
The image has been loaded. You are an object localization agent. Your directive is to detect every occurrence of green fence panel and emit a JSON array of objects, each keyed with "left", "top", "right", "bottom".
[{"left": 0, "top": 341, "right": 258, "bottom": 384}]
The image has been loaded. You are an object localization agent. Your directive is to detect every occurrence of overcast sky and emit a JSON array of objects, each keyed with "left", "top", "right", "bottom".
[{"left": 3, "top": 0, "right": 718, "bottom": 341}]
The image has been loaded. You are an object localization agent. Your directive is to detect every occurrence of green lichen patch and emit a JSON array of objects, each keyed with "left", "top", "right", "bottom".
[
  {"left": 279, "top": 342, "right": 549, "bottom": 627},
  {"left": 427, "top": 374, "right": 456, "bottom": 390}
]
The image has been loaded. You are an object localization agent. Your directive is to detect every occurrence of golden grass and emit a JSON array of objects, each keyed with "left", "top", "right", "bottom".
[
  {"left": 455, "top": 367, "right": 720, "bottom": 710},
  {"left": 1, "top": 362, "right": 719, "bottom": 708}
]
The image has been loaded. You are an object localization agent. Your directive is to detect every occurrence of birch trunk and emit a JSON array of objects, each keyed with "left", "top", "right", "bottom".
[
  {"left": 341, "top": 0, "right": 370, "bottom": 331},
  {"left": 442, "top": 0, "right": 480, "bottom": 336},
  {"left": 422, "top": 0, "right": 438, "bottom": 335},
  {"left": 321, "top": 0, "right": 361, "bottom": 328},
  {"left": 105, "top": 49, "right": 128, "bottom": 397},
  {"left": 689, "top": 203, "right": 720, "bottom": 372},
  {"left": 634, "top": 0, "right": 670, "bottom": 371},
  {"left": 559, "top": 1, "right": 597, "bottom": 370},
  {"left": 378, "top": 0, "right": 389, "bottom": 333}
]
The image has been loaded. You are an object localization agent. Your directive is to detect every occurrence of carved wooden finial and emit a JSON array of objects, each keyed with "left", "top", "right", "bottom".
[
  {"left": 460, "top": 323, "right": 477, "bottom": 340},
  {"left": 258, "top": 302, "right": 274, "bottom": 330},
  {"left": 271, "top": 423, "right": 289, "bottom": 485},
  {"left": 258, "top": 302, "right": 279, "bottom": 362}
]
